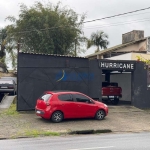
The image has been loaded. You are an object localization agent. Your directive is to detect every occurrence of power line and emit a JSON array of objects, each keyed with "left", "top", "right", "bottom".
[
  {"left": 111, "top": 11, "right": 150, "bottom": 19},
  {"left": 103, "top": 11, "right": 150, "bottom": 19},
  {"left": 84, "top": 18, "right": 150, "bottom": 30},
  {"left": 11, "top": 18, "right": 150, "bottom": 34},
  {"left": 83, "top": 6, "right": 150, "bottom": 23},
  {"left": 1, "top": 6, "right": 150, "bottom": 34},
  {"left": 15, "top": 6, "right": 150, "bottom": 33}
]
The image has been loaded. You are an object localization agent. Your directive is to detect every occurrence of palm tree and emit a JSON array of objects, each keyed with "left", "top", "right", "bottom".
[{"left": 87, "top": 30, "right": 109, "bottom": 52}]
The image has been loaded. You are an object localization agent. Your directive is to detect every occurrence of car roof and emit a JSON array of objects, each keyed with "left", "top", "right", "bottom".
[
  {"left": 1, "top": 77, "right": 17, "bottom": 83},
  {"left": 45, "top": 90, "right": 80, "bottom": 94},
  {"left": 0, "top": 79, "right": 14, "bottom": 81}
]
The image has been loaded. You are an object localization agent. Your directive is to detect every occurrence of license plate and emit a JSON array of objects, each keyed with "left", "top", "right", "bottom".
[
  {"left": 109, "top": 96, "right": 114, "bottom": 98},
  {"left": 36, "top": 110, "right": 41, "bottom": 114},
  {"left": 1, "top": 87, "right": 7, "bottom": 88}
]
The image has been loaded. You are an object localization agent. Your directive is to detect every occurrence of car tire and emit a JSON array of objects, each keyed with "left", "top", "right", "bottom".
[
  {"left": 102, "top": 99, "right": 109, "bottom": 104},
  {"left": 9, "top": 92, "right": 13, "bottom": 96},
  {"left": 111, "top": 98, "right": 119, "bottom": 105},
  {"left": 9, "top": 91, "right": 15, "bottom": 96},
  {"left": 51, "top": 111, "right": 63, "bottom": 123},
  {"left": 95, "top": 109, "right": 105, "bottom": 120}
]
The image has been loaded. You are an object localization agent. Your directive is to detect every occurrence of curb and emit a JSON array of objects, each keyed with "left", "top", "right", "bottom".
[
  {"left": 0, "top": 138, "right": 7, "bottom": 140},
  {"left": 0, "top": 129, "right": 112, "bottom": 140},
  {"left": 68, "top": 129, "right": 112, "bottom": 135}
]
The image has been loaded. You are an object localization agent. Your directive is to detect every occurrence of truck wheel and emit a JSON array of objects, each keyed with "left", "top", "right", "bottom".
[
  {"left": 102, "top": 100, "right": 108, "bottom": 104},
  {"left": 112, "top": 98, "right": 119, "bottom": 105}
]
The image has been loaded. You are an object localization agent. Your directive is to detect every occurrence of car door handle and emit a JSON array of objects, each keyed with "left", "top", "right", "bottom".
[{"left": 78, "top": 105, "right": 81, "bottom": 107}]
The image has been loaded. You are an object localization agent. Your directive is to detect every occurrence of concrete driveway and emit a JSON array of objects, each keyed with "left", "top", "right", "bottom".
[{"left": 0, "top": 104, "right": 150, "bottom": 139}]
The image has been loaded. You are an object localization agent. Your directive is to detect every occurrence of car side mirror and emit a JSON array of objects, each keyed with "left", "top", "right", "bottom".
[{"left": 89, "top": 100, "right": 94, "bottom": 104}]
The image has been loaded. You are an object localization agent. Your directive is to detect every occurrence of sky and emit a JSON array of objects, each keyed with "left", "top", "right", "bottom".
[{"left": 1, "top": 0, "right": 150, "bottom": 57}]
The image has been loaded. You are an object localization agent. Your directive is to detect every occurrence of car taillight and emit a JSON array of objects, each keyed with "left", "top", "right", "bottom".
[{"left": 8, "top": 86, "right": 14, "bottom": 89}]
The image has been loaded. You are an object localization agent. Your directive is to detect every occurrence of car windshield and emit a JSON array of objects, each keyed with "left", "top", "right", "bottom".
[
  {"left": 40, "top": 93, "right": 52, "bottom": 102},
  {"left": 0, "top": 80, "right": 13, "bottom": 84}
]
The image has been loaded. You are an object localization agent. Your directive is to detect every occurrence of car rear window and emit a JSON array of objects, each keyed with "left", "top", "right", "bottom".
[
  {"left": 0, "top": 80, "right": 13, "bottom": 84},
  {"left": 40, "top": 93, "right": 52, "bottom": 102}
]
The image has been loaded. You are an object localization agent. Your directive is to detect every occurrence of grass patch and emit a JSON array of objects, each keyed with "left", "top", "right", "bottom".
[
  {"left": 24, "top": 129, "right": 60, "bottom": 137},
  {"left": 0, "top": 104, "right": 19, "bottom": 116}
]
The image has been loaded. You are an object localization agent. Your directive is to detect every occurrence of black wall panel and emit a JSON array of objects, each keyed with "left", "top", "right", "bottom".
[
  {"left": 17, "top": 52, "right": 150, "bottom": 110},
  {"left": 19, "top": 53, "right": 89, "bottom": 68},
  {"left": 89, "top": 60, "right": 102, "bottom": 100},
  {"left": 133, "top": 62, "right": 150, "bottom": 109},
  {"left": 17, "top": 53, "right": 100, "bottom": 111}
]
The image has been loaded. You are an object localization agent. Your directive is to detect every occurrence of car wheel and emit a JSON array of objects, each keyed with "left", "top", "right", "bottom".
[
  {"left": 9, "top": 92, "right": 13, "bottom": 96},
  {"left": 95, "top": 109, "right": 105, "bottom": 120},
  {"left": 102, "top": 99, "right": 109, "bottom": 104},
  {"left": 51, "top": 111, "right": 63, "bottom": 123},
  {"left": 111, "top": 98, "right": 119, "bottom": 105},
  {"left": 10, "top": 91, "right": 15, "bottom": 96}
]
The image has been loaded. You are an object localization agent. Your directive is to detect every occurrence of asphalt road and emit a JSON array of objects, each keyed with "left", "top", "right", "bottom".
[{"left": 1, "top": 132, "right": 150, "bottom": 150}]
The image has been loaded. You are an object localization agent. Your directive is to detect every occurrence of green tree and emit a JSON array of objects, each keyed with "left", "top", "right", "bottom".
[
  {"left": 0, "top": 28, "right": 9, "bottom": 72},
  {"left": 6, "top": 2, "right": 86, "bottom": 56},
  {"left": 0, "top": 28, "right": 7, "bottom": 58},
  {"left": 0, "top": 28, "right": 17, "bottom": 70},
  {"left": 87, "top": 30, "right": 109, "bottom": 52}
]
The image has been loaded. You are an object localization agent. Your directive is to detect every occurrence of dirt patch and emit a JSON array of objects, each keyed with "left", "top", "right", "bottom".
[
  {"left": 0, "top": 72, "right": 16, "bottom": 77},
  {"left": 0, "top": 105, "right": 150, "bottom": 139}
]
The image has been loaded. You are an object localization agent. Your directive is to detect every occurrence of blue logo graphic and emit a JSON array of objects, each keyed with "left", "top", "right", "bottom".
[{"left": 55, "top": 70, "right": 94, "bottom": 82}]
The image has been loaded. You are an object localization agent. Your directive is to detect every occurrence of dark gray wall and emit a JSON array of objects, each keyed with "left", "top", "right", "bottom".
[
  {"left": 17, "top": 53, "right": 150, "bottom": 110},
  {"left": 17, "top": 53, "right": 101, "bottom": 111},
  {"left": 132, "top": 62, "right": 150, "bottom": 109},
  {"left": 89, "top": 59, "right": 102, "bottom": 100}
]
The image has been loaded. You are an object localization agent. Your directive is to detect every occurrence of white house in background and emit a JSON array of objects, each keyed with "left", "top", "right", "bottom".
[
  {"left": 106, "top": 52, "right": 150, "bottom": 61},
  {"left": 86, "top": 30, "right": 150, "bottom": 103},
  {"left": 86, "top": 30, "right": 150, "bottom": 60}
]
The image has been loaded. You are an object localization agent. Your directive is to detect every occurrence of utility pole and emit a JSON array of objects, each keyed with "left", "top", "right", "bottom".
[
  {"left": 17, "top": 40, "right": 20, "bottom": 54},
  {"left": 16, "top": 40, "right": 20, "bottom": 110},
  {"left": 75, "top": 38, "right": 77, "bottom": 57}
]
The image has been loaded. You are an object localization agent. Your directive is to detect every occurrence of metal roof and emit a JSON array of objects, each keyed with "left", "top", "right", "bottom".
[
  {"left": 86, "top": 38, "right": 147, "bottom": 58},
  {"left": 19, "top": 52, "right": 86, "bottom": 59}
]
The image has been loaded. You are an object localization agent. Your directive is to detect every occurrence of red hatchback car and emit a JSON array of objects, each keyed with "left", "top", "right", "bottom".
[{"left": 35, "top": 91, "right": 108, "bottom": 123}]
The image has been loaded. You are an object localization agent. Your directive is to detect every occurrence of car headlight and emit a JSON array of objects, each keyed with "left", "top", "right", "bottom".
[{"left": 104, "top": 104, "right": 108, "bottom": 107}]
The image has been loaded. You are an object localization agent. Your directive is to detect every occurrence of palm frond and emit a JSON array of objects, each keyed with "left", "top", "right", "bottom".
[{"left": 87, "top": 30, "right": 109, "bottom": 51}]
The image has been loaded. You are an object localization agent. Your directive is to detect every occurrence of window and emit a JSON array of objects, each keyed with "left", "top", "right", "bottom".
[
  {"left": 40, "top": 93, "right": 52, "bottom": 102},
  {"left": 73, "top": 94, "right": 91, "bottom": 103},
  {"left": 58, "top": 94, "right": 73, "bottom": 101}
]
